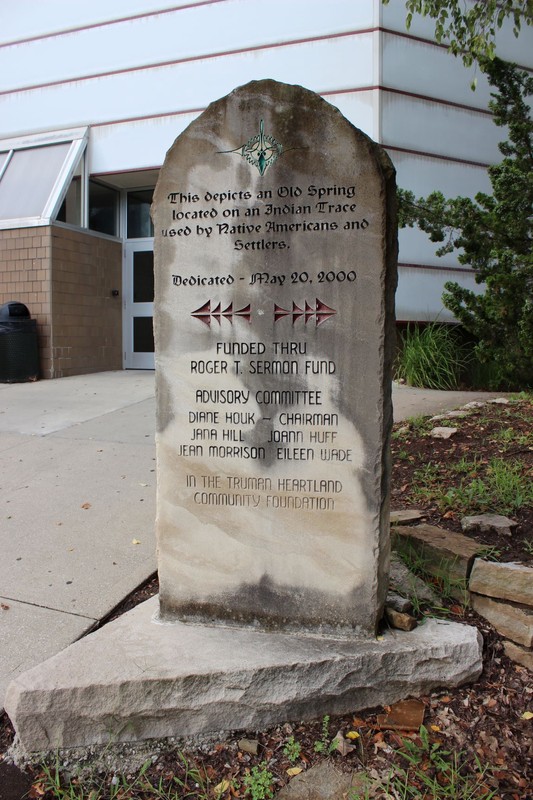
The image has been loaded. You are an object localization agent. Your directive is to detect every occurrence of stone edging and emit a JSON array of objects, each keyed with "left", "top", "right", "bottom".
[{"left": 392, "top": 523, "right": 533, "bottom": 671}]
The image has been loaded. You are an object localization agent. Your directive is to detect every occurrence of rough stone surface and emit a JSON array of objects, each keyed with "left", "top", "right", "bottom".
[
  {"left": 386, "top": 591, "right": 413, "bottom": 613},
  {"left": 393, "top": 524, "right": 482, "bottom": 588},
  {"left": 5, "top": 596, "right": 482, "bottom": 756},
  {"left": 469, "top": 560, "right": 533, "bottom": 606},
  {"left": 152, "top": 79, "right": 397, "bottom": 635},
  {"left": 503, "top": 641, "right": 533, "bottom": 671},
  {"left": 430, "top": 426, "right": 458, "bottom": 439},
  {"left": 470, "top": 594, "right": 533, "bottom": 647},
  {"left": 430, "top": 410, "right": 468, "bottom": 421},
  {"left": 276, "top": 763, "right": 363, "bottom": 800},
  {"left": 390, "top": 509, "right": 425, "bottom": 524},
  {"left": 461, "top": 514, "right": 518, "bottom": 538},
  {"left": 389, "top": 553, "right": 439, "bottom": 604},
  {"left": 385, "top": 607, "right": 417, "bottom": 631}
]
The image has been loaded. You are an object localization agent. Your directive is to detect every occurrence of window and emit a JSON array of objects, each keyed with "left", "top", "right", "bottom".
[
  {"left": 88, "top": 180, "right": 119, "bottom": 236},
  {"left": 0, "top": 128, "right": 88, "bottom": 229},
  {"left": 127, "top": 189, "right": 154, "bottom": 239}
]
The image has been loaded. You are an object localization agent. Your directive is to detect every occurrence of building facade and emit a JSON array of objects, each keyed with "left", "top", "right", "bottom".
[{"left": 0, "top": 0, "right": 530, "bottom": 377}]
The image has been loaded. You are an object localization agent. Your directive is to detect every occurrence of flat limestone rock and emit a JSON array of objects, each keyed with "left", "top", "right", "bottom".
[
  {"left": 385, "top": 607, "right": 417, "bottom": 631},
  {"left": 389, "top": 553, "right": 438, "bottom": 604},
  {"left": 470, "top": 594, "right": 533, "bottom": 648},
  {"left": 503, "top": 641, "right": 533, "bottom": 671},
  {"left": 390, "top": 509, "right": 425, "bottom": 525},
  {"left": 386, "top": 591, "right": 413, "bottom": 613},
  {"left": 430, "top": 427, "right": 457, "bottom": 439},
  {"left": 276, "top": 762, "right": 362, "bottom": 800},
  {"left": 5, "top": 596, "right": 482, "bottom": 756},
  {"left": 393, "top": 524, "right": 482, "bottom": 585},
  {"left": 461, "top": 514, "right": 518, "bottom": 538},
  {"left": 430, "top": 411, "right": 469, "bottom": 421},
  {"left": 469, "top": 560, "right": 533, "bottom": 607}
]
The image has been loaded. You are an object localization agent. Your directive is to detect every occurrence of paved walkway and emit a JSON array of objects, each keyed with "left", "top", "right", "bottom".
[{"left": 0, "top": 371, "right": 505, "bottom": 709}]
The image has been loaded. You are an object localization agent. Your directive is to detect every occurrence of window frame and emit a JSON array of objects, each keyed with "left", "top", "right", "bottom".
[{"left": 0, "top": 127, "right": 88, "bottom": 230}]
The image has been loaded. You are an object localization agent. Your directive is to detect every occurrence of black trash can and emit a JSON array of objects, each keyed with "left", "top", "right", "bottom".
[{"left": 0, "top": 302, "right": 40, "bottom": 382}]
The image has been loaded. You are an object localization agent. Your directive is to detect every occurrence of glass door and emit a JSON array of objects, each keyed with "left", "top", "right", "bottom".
[{"left": 123, "top": 241, "right": 154, "bottom": 369}]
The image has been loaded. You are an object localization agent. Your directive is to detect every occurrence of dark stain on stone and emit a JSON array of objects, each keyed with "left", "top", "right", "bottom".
[{"left": 159, "top": 575, "right": 379, "bottom": 637}]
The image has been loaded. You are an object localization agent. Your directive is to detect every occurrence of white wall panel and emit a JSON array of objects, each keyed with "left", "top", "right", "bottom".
[
  {"left": 1, "top": 0, "right": 205, "bottom": 42},
  {"left": 398, "top": 225, "right": 459, "bottom": 270},
  {"left": 382, "top": 34, "right": 492, "bottom": 108},
  {"left": 89, "top": 90, "right": 378, "bottom": 176},
  {"left": 391, "top": 151, "right": 491, "bottom": 197},
  {"left": 0, "top": 34, "right": 374, "bottom": 139},
  {"left": 0, "top": 0, "right": 374, "bottom": 92},
  {"left": 381, "top": 1, "right": 533, "bottom": 68},
  {"left": 382, "top": 94, "right": 501, "bottom": 163},
  {"left": 395, "top": 266, "right": 479, "bottom": 323}
]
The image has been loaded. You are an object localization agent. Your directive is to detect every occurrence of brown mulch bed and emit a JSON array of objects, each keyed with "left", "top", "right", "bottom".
[
  {"left": 391, "top": 396, "right": 533, "bottom": 564},
  {"left": 1, "top": 397, "right": 532, "bottom": 799}
]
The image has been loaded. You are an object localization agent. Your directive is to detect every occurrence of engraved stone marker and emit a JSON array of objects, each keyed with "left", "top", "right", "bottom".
[{"left": 153, "top": 80, "right": 397, "bottom": 634}]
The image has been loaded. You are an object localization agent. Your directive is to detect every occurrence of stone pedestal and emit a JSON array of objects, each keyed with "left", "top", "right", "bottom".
[{"left": 152, "top": 80, "right": 397, "bottom": 634}]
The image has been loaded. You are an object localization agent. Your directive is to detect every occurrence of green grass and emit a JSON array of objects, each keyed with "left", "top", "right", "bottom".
[
  {"left": 352, "top": 725, "right": 497, "bottom": 800},
  {"left": 395, "top": 323, "right": 469, "bottom": 390},
  {"left": 441, "top": 457, "right": 533, "bottom": 515},
  {"left": 406, "top": 455, "right": 532, "bottom": 517}
]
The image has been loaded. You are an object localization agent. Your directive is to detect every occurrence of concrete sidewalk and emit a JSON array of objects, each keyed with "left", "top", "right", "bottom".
[
  {"left": 0, "top": 371, "right": 157, "bottom": 710},
  {"left": 0, "top": 371, "right": 504, "bottom": 709}
]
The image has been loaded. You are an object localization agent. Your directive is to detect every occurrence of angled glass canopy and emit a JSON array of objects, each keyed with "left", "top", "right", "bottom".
[{"left": 0, "top": 128, "right": 88, "bottom": 229}]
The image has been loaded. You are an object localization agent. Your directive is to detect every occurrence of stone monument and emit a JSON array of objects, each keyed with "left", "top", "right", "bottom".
[
  {"left": 4, "top": 82, "right": 483, "bottom": 757},
  {"left": 153, "top": 79, "right": 397, "bottom": 634}
]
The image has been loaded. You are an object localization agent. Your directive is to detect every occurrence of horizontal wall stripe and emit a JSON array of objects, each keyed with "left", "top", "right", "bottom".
[
  {"left": 398, "top": 262, "right": 473, "bottom": 274},
  {"left": 322, "top": 85, "right": 491, "bottom": 116},
  {"left": 381, "top": 26, "right": 532, "bottom": 72},
  {"left": 0, "top": 29, "right": 371, "bottom": 96},
  {"left": 0, "top": 1, "right": 226, "bottom": 48},
  {"left": 385, "top": 144, "right": 490, "bottom": 168}
]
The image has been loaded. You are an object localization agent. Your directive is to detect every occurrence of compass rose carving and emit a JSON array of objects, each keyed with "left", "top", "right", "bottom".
[{"left": 219, "top": 120, "right": 283, "bottom": 176}]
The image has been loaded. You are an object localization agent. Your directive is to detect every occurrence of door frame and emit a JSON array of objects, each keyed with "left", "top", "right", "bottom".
[{"left": 122, "top": 238, "right": 155, "bottom": 369}]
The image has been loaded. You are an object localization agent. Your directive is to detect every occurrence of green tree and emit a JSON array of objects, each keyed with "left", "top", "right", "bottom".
[
  {"left": 383, "top": 1, "right": 532, "bottom": 69},
  {"left": 399, "top": 59, "right": 533, "bottom": 389}
]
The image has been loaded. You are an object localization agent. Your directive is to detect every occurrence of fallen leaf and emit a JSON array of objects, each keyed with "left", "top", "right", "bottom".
[
  {"left": 430, "top": 725, "right": 441, "bottom": 732},
  {"left": 131, "top": 538, "right": 141, "bottom": 545},
  {"left": 521, "top": 711, "right": 533, "bottom": 720},
  {"left": 238, "top": 738, "right": 259, "bottom": 755},
  {"left": 346, "top": 731, "right": 360, "bottom": 740},
  {"left": 214, "top": 779, "right": 230, "bottom": 794},
  {"left": 81, "top": 502, "right": 91, "bottom": 509},
  {"left": 377, "top": 699, "right": 425, "bottom": 731},
  {"left": 332, "top": 731, "right": 355, "bottom": 756},
  {"left": 286, "top": 767, "right": 303, "bottom": 777}
]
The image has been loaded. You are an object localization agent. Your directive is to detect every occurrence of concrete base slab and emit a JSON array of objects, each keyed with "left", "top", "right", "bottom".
[{"left": 6, "top": 596, "right": 483, "bottom": 757}]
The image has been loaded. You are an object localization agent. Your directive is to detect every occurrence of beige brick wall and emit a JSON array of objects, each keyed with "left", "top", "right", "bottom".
[
  {"left": 50, "top": 226, "right": 122, "bottom": 378},
  {"left": 0, "top": 227, "right": 53, "bottom": 376},
  {"left": 0, "top": 225, "right": 122, "bottom": 379}
]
